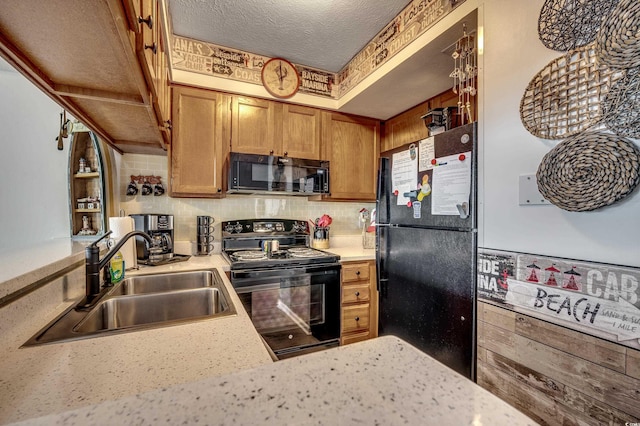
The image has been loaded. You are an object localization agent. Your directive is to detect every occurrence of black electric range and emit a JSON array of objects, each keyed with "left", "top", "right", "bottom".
[{"left": 222, "top": 219, "right": 342, "bottom": 360}]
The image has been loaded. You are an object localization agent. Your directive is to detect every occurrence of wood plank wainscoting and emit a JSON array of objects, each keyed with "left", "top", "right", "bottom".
[{"left": 477, "top": 301, "right": 640, "bottom": 425}]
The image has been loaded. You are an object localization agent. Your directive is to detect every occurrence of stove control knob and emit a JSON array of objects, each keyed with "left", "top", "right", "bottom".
[
  {"left": 234, "top": 222, "right": 243, "bottom": 233},
  {"left": 224, "top": 223, "right": 235, "bottom": 234},
  {"left": 275, "top": 223, "right": 284, "bottom": 232}
]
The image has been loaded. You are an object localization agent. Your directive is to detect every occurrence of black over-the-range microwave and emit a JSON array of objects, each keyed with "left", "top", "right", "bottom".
[{"left": 227, "top": 152, "right": 330, "bottom": 196}]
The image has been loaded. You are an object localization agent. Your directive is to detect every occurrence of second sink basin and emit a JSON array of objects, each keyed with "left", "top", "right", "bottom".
[{"left": 109, "top": 271, "right": 214, "bottom": 296}]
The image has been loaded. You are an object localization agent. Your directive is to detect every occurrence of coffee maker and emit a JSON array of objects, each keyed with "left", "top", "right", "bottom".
[{"left": 130, "top": 214, "right": 174, "bottom": 262}]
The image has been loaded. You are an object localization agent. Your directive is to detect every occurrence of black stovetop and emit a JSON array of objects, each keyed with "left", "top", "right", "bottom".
[{"left": 221, "top": 219, "right": 339, "bottom": 270}]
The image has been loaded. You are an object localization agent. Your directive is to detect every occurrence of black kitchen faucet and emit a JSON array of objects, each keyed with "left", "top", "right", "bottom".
[{"left": 81, "top": 230, "right": 154, "bottom": 308}]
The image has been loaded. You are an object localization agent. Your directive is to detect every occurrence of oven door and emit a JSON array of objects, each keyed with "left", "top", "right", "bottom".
[{"left": 231, "top": 264, "right": 341, "bottom": 359}]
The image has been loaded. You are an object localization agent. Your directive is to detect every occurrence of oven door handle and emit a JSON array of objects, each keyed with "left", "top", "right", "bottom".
[
  {"left": 232, "top": 264, "right": 340, "bottom": 277},
  {"left": 233, "top": 282, "right": 285, "bottom": 294}
]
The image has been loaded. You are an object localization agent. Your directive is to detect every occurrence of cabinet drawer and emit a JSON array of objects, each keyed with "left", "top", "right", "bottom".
[
  {"left": 342, "top": 263, "right": 370, "bottom": 282},
  {"left": 341, "top": 330, "right": 370, "bottom": 346},
  {"left": 342, "top": 304, "right": 370, "bottom": 333},
  {"left": 341, "top": 284, "right": 370, "bottom": 304}
]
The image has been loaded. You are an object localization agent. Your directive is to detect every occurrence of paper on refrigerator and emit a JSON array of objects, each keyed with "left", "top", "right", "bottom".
[
  {"left": 392, "top": 149, "right": 418, "bottom": 205},
  {"left": 431, "top": 152, "right": 471, "bottom": 215}
]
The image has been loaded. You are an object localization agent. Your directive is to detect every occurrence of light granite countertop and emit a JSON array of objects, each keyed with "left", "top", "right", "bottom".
[
  {"left": 13, "top": 336, "right": 536, "bottom": 426},
  {"left": 0, "top": 256, "right": 273, "bottom": 425},
  {"left": 321, "top": 235, "right": 375, "bottom": 261},
  {"left": 1, "top": 237, "right": 532, "bottom": 425},
  {"left": 0, "top": 237, "right": 372, "bottom": 425}
]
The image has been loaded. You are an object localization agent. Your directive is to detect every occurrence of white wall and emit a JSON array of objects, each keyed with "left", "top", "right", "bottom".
[
  {"left": 481, "top": 0, "right": 640, "bottom": 267},
  {"left": 0, "top": 60, "right": 72, "bottom": 250}
]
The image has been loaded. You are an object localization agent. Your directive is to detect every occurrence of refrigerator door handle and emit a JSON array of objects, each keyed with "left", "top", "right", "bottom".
[{"left": 376, "top": 225, "right": 388, "bottom": 293}]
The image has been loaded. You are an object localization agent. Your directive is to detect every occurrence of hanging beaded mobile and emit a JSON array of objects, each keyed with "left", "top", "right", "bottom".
[{"left": 450, "top": 24, "right": 477, "bottom": 125}]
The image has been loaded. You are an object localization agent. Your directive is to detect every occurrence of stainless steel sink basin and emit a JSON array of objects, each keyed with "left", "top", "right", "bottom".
[
  {"left": 22, "top": 269, "right": 236, "bottom": 346},
  {"left": 75, "top": 288, "right": 227, "bottom": 332},
  {"left": 108, "top": 271, "right": 214, "bottom": 296}
]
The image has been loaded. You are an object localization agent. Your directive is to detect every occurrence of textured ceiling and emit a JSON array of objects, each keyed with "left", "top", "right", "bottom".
[{"left": 167, "top": 0, "right": 411, "bottom": 72}]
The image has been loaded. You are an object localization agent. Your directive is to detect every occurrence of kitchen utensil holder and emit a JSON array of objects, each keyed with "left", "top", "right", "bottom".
[{"left": 311, "top": 227, "right": 330, "bottom": 249}]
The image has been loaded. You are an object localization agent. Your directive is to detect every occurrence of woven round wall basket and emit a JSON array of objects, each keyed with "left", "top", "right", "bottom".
[
  {"left": 520, "top": 43, "right": 624, "bottom": 140},
  {"left": 536, "top": 132, "right": 640, "bottom": 212},
  {"left": 596, "top": 0, "right": 640, "bottom": 69},
  {"left": 538, "top": 0, "right": 619, "bottom": 51},
  {"left": 602, "top": 67, "right": 640, "bottom": 138}
]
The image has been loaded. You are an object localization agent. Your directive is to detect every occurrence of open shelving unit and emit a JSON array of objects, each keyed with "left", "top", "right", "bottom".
[{"left": 68, "top": 125, "right": 108, "bottom": 240}]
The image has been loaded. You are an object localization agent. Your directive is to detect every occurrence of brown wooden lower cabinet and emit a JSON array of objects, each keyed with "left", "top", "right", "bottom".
[
  {"left": 477, "top": 300, "right": 640, "bottom": 425},
  {"left": 340, "top": 260, "right": 378, "bottom": 345}
]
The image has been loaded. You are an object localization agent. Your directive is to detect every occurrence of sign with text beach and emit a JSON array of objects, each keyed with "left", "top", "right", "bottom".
[{"left": 478, "top": 248, "right": 640, "bottom": 350}]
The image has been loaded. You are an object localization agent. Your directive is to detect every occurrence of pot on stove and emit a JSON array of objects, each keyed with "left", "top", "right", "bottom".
[{"left": 261, "top": 240, "right": 279, "bottom": 255}]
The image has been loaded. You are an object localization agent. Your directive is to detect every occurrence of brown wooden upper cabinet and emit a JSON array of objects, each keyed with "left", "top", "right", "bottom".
[
  {"left": 231, "top": 97, "right": 322, "bottom": 159},
  {"left": 132, "top": 0, "right": 171, "bottom": 144},
  {"left": 321, "top": 112, "right": 380, "bottom": 201},
  {"left": 382, "top": 88, "right": 473, "bottom": 153},
  {"left": 170, "top": 87, "right": 230, "bottom": 197}
]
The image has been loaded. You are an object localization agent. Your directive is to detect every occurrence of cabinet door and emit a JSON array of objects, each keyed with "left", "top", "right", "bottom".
[
  {"left": 382, "top": 101, "right": 429, "bottom": 152},
  {"left": 282, "top": 104, "right": 321, "bottom": 159},
  {"left": 170, "top": 87, "right": 229, "bottom": 197},
  {"left": 322, "top": 112, "right": 380, "bottom": 200},
  {"left": 231, "top": 96, "right": 278, "bottom": 155}
]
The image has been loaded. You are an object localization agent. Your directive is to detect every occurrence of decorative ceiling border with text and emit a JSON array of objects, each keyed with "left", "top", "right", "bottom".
[{"left": 170, "top": 0, "right": 466, "bottom": 99}]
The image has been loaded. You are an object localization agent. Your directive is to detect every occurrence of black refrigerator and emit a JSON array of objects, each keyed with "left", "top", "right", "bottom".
[{"left": 376, "top": 122, "right": 477, "bottom": 380}]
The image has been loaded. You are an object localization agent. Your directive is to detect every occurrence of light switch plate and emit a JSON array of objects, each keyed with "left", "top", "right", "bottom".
[{"left": 519, "top": 174, "right": 549, "bottom": 205}]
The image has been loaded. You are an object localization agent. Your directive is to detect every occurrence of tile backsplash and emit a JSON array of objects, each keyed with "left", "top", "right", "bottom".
[{"left": 117, "top": 154, "right": 375, "bottom": 242}]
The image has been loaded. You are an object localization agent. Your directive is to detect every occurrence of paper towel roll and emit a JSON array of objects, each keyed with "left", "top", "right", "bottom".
[{"left": 109, "top": 217, "right": 137, "bottom": 270}]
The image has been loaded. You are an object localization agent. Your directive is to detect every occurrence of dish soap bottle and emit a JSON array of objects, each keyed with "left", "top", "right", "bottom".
[{"left": 109, "top": 248, "right": 125, "bottom": 284}]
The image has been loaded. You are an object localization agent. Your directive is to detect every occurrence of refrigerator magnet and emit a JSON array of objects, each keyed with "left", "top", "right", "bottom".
[{"left": 412, "top": 201, "right": 422, "bottom": 219}]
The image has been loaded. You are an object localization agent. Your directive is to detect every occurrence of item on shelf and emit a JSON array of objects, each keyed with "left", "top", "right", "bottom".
[
  {"left": 595, "top": 0, "right": 640, "bottom": 69},
  {"left": 536, "top": 131, "right": 640, "bottom": 212},
  {"left": 520, "top": 43, "right": 624, "bottom": 140},
  {"left": 78, "top": 157, "right": 87, "bottom": 173},
  {"left": 77, "top": 215, "right": 97, "bottom": 235},
  {"left": 537, "top": 0, "right": 619, "bottom": 51}
]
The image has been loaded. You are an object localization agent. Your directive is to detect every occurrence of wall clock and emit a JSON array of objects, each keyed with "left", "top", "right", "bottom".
[{"left": 261, "top": 58, "right": 300, "bottom": 99}]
